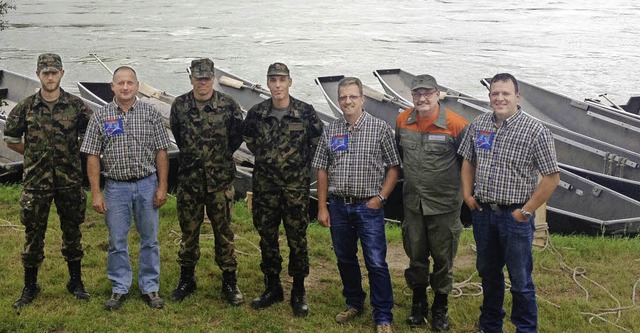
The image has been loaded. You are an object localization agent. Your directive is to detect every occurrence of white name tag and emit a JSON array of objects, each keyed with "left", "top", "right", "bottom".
[{"left": 427, "top": 134, "right": 446, "bottom": 142}]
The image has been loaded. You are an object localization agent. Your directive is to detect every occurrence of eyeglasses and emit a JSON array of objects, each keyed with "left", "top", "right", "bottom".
[
  {"left": 411, "top": 89, "right": 438, "bottom": 99},
  {"left": 338, "top": 95, "right": 362, "bottom": 102}
]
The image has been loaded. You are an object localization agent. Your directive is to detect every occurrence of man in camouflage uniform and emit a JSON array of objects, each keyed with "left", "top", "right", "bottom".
[
  {"left": 4, "top": 53, "right": 91, "bottom": 308},
  {"left": 169, "top": 58, "right": 244, "bottom": 305},
  {"left": 243, "top": 62, "right": 324, "bottom": 317}
]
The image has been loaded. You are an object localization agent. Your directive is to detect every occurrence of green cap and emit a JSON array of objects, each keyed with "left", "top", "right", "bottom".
[
  {"left": 37, "top": 53, "right": 63, "bottom": 72},
  {"left": 411, "top": 74, "right": 438, "bottom": 91},
  {"left": 190, "top": 58, "right": 214, "bottom": 79},
  {"left": 267, "top": 62, "right": 290, "bottom": 76}
]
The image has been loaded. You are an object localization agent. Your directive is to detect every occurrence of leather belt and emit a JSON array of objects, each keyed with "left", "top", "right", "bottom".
[
  {"left": 480, "top": 202, "right": 524, "bottom": 214},
  {"left": 108, "top": 173, "right": 153, "bottom": 183},
  {"left": 334, "top": 196, "right": 371, "bottom": 205}
]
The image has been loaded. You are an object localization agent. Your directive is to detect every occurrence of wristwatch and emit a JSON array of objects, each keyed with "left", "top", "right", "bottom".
[
  {"left": 520, "top": 209, "right": 533, "bottom": 220},
  {"left": 376, "top": 194, "right": 387, "bottom": 204}
]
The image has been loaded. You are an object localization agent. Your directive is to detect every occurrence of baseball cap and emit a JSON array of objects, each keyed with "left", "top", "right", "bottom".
[
  {"left": 267, "top": 62, "right": 290, "bottom": 76},
  {"left": 37, "top": 53, "right": 63, "bottom": 72},
  {"left": 411, "top": 74, "right": 438, "bottom": 91},
  {"left": 190, "top": 58, "right": 215, "bottom": 79}
]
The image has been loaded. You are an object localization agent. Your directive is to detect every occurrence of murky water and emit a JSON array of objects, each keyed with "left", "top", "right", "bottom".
[{"left": 1, "top": 0, "right": 638, "bottom": 113}]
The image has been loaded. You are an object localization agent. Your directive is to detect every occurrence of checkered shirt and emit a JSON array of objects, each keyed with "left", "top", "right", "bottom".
[
  {"left": 312, "top": 111, "right": 401, "bottom": 198},
  {"left": 457, "top": 108, "right": 559, "bottom": 205},
  {"left": 81, "top": 99, "right": 171, "bottom": 180}
]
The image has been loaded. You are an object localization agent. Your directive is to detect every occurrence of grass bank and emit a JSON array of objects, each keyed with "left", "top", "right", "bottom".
[{"left": 0, "top": 184, "right": 638, "bottom": 332}]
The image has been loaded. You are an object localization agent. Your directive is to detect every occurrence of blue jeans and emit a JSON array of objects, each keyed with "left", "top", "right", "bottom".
[
  {"left": 104, "top": 174, "right": 160, "bottom": 295},
  {"left": 472, "top": 205, "right": 537, "bottom": 333},
  {"left": 328, "top": 197, "right": 394, "bottom": 325}
]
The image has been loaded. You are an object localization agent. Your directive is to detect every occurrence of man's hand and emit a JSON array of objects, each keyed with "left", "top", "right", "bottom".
[
  {"left": 154, "top": 188, "right": 167, "bottom": 209},
  {"left": 366, "top": 197, "right": 383, "bottom": 210},
  {"left": 92, "top": 192, "right": 107, "bottom": 214},
  {"left": 317, "top": 207, "right": 331, "bottom": 227},
  {"left": 463, "top": 195, "right": 482, "bottom": 211}
]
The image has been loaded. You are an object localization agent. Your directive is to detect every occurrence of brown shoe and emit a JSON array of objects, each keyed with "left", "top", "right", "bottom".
[
  {"left": 376, "top": 323, "right": 395, "bottom": 333},
  {"left": 335, "top": 306, "right": 362, "bottom": 324},
  {"left": 143, "top": 291, "right": 164, "bottom": 309},
  {"left": 104, "top": 293, "right": 127, "bottom": 311}
]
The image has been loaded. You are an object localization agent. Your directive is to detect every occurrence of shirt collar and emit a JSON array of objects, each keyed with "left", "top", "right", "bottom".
[
  {"left": 405, "top": 103, "right": 447, "bottom": 129},
  {"left": 493, "top": 105, "right": 522, "bottom": 128}
]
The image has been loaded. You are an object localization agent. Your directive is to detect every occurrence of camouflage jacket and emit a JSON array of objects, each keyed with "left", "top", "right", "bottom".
[
  {"left": 3, "top": 89, "right": 91, "bottom": 190},
  {"left": 170, "top": 90, "right": 244, "bottom": 192},
  {"left": 243, "top": 96, "right": 324, "bottom": 190}
]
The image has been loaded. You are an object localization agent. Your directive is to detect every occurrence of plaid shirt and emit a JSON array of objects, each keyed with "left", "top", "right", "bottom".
[
  {"left": 312, "top": 111, "right": 400, "bottom": 198},
  {"left": 458, "top": 108, "right": 559, "bottom": 205},
  {"left": 81, "top": 99, "right": 170, "bottom": 180}
]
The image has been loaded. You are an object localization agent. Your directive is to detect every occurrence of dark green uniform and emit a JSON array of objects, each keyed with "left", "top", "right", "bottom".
[
  {"left": 242, "top": 97, "right": 323, "bottom": 277},
  {"left": 170, "top": 90, "right": 243, "bottom": 271},
  {"left": 4, "top": 89, "right": 90, "bottom": 267}
]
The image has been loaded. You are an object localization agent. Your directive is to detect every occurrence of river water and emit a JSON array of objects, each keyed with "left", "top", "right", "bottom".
[{"left": 1, "top": 0, "right": 638, "bottom": 114}]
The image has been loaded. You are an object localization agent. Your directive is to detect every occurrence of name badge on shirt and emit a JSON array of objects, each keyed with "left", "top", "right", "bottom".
[
  {"left": 331, "top": 135, "right": 348, "bottom": 151},
  {"left": 475, "top": 130, "right": 494, "bottom": 150},
  {"left": 104, "top": 118, "right": 125, "bottom": 137},
  {"left": 289, "top": 123, "right": 304, "bottom": 132},
  {"left": 427, "top": 134, "right": 446, "bottom": 142}
]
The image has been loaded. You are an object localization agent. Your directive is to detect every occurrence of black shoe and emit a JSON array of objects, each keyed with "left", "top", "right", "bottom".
[
  {"left": 143, "top": 291, "right": 164, "bottom": 309},
  {"left": 406, "top": 301, "right": 427, "bottom": 327},
  {"left": 12, "top": 284, "right": 41, "bottom": 308},
  {"left": 66, "top": 280, "right": 90, "bottom": 300},
  {"left": 104, "top": 293, "right": 127, "bottom": 310},
  {"left": 222, "top": 271, "right": 244, "bottom": 306},
  {"left": 431, "top": 306, "right": 450, "bottom": 331},
  {"left": 171, "top": 276, "right": 197, "bottom": 302},
  {"left": 66, "top": 261, "right": 90, "bottom": 300},
  {"left": 251, "top": 274, "right": 284, "bottom": 309},
  {"left": 290, "top": 293, "right": 309, "bottom": 317}
]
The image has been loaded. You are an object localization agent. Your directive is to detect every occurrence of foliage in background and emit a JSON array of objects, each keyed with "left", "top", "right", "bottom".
[{"left": 0, "top": 1, "right": 16, "bottom": 31}]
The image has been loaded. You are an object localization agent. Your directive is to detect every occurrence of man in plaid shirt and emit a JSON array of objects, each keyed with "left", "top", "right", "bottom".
[
  {"left": 82, "top": 66, "right": 170, "bottom": 311},
  {"left": 458, "top": 73, "right": 560, "bottom": 333},
  {"left": 312, "top": 77, "right": 401, "bottom": 333}
]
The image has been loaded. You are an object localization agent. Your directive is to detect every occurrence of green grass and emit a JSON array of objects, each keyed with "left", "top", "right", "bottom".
[{"left": 0, "top": 184, "right": 639, "bottom": 332}]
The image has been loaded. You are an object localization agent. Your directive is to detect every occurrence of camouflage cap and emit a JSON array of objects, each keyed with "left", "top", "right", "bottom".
[
  {"left": 37, "top": 53, "right": 63, "bottom": 72},
  {"left": 190, "top": 58, "right": 214, "bottom": 79},
  {"left": 267, "top": 62, "right": 290, "bottom": 76},
  {"left": 411, "top": 74, "right": 438, "bottom": 91}
]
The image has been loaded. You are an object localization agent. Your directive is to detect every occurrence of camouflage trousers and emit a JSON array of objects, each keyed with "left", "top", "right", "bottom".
[
  {"left": 252, "top": 187, "right": 309, "bottom": 277},
  {"left": 19, "top": 186, "right": 86, "bottom": 267},
  {"left": 176, "top": 184, "right": 238, "bottom": 271}
]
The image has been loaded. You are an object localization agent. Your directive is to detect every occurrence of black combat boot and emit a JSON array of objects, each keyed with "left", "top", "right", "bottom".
[
  {"left": 406, "top": 285, "right": 428, "bottom": 327},
  {"left": 290, "top": 275, "right": 309, "bottom": 317},
  {"left": 251, "top": 274, "right": 284, "bottom": 309},
  {"left": 431, "top": 293, "right": 450, "bottom": 331},
  {"left": 13, "top": 267, "right": 41, "bottom": 308},
  {"left": 66, "top": 260, "right": 90, "bottom": 300},
  {"left": 222, "top": 270, "right": 244, "bottom": 306},
  {"left": 171, "top": 266, "right": 197, "bottom": 302}
]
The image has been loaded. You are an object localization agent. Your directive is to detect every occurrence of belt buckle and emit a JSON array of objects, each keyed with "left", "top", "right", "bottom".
[
  {"left": 489, "top": 203, "right": 501, "bottom": 213},
  {"left": 345, "top": 197, "right": 356, "bottom": 204}
]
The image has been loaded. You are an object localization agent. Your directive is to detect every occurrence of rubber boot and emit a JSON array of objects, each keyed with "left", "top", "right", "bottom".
[
  {"left": 171, "top": 266, "right": 197, "bottom": 301},
  {"left": 13, "top": 267, "right": 40, "bottom": 308},
  {"left": 406, "top": 285, "right": 428, "bottom": 327},
  {"left": 251, "top": 274, "right": 284, "bottom": 309},
  {"left": 431, "top": 293, "right": 450, "bottom": 331},
  {"left": 222, "top": 270, "right": 244, "bottom": 306},
  {"left": 66, "top": 260, "right": 90, "bottom": 300},
  {"left": 290, "top": 276, "right": 309, "bottom": 317}
]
